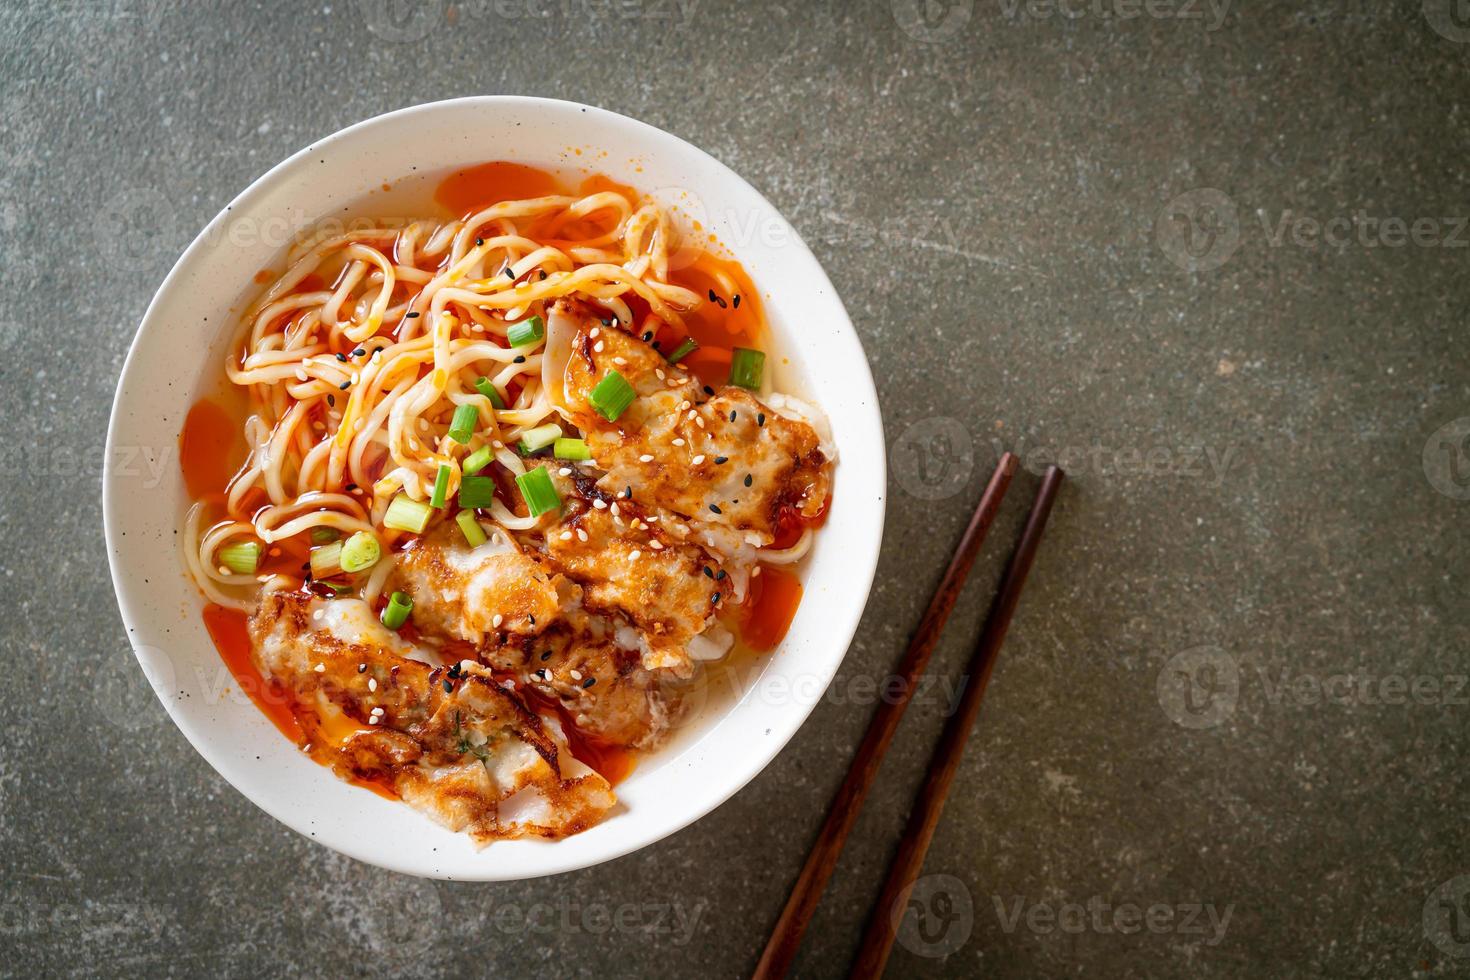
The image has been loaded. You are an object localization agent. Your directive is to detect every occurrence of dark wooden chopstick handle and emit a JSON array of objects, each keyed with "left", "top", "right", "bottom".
[
  {"left": 751, "top": 453, "right": 1018, "bottom": 980},
  {"left": 849, "top": 465, "right": 1064, "bottom": 979}
]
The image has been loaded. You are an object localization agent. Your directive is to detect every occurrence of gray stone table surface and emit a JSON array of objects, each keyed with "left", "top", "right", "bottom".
[{"left": 3, "top": 0, "right": 1468, "bottom": 976}]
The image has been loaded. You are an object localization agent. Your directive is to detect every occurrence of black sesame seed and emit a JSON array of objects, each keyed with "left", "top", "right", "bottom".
[
  {"left": 335, "top": 352, "right": 347, "bottom": 362},
  {"left": 601, "top": 317, "right": 613, "bottom": 327},
  {"left": 338, "top": 381, "right": 350, "bottom": 390},
  {"left": 357, "top": 663, "right": 367, "bottom": 673},
  {"left": 703, "top": 566, "right": 714, "bottom": 579},
  {"left": 703, "top": 385, "right": 715, "bottom": 396},
  {"left": 539, "top": 271, "right": 547, "bottom": 280},
  {"left": 715, "top": 456, "right": 728, "bottom": 464},
  {"left": 744, "top": 474, "right": 753, "bottom": 487},
  {"left": 717, "top": 570, "right": 727, "bottom": 580},
  {"left": 476, "top": 237, "right": 484, "bottom": 246},
  {"left": 757, "top": 413, "right": 766, "bottom": 427},
  {"left": 651, "top": 341, "right": 661, "bottom": 350},
  {"left": 540, "top": 650, "right": 551, "bottom": 661},
  {"left": 353, "top": 348, "right": 366, "bottom": 357},
  {"left": 582, "top": 676, "right": 597, "bottom": 689},
  {"left": 730, "top": 410, "right": 738, "bottom": 422},
  {"left": 715, "top": 296, "right": 727, "bottom": 309},
  {"left": 733, "top": 294, "right": 741, "bottom": 309},
  {"left": 708, "top": 289, "right": 717, "bottom": 302},
  {"left": 327, "top": 394, "right": 336, "bottom": 407},
  {"left": 527, "top": 615, "right": 535, "bottom": 626},
  {"left": 709, "top": 503, "right": 722, "bottom": 514},
  {"left": 346, "top": 483, "right": 358, "bottom": 491},
  {"left": 513, "top": 355, "right": 526, "bottom": 364},
  {"left": 642, "top": 331, "right": 653, "bottom": 341},
  {"left": 710, "top": 592, "right": 721, "bottom": 603},
  {"left": 405, "top": 311, "right": 420, "bottom": 318},
  {"left": 442, "top": 680, "right": 453, "bottom": 693}
]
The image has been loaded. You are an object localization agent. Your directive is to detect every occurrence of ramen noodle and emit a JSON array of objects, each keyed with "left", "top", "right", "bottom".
[{"left": 180, "top": 163, "right": 835, "bottom": 843}]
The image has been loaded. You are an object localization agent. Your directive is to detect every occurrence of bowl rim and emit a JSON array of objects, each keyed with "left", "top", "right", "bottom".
[{"left": 103, "top": 95, "right": 885, "bottom": 879}]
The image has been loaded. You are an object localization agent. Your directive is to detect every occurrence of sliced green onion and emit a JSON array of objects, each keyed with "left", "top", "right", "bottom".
[
  {"left": 667, "top": 337, "right": 698, "bottom": 364},
  {"left": 430, "top": 463, "right": 452, "bottom": 508},
  {"left": 553, "top": 437, "right": 591, "bottom": 461},
  {"left": 474, "top": 377, "right": 506, "bottom": 410},
  {"left": 310, "top": 541, "right": 343, "bottom": 579},
  {"left": 518, "top": 423, "right": 562, "bottom": 454},
  {"left": 458, "top": 475, "right": 497, "bottom": 510},
  {"left": 589, "top": 370, "right": 636, "bottom": 422},
  {"left": 339, "top": 531, "right": 381, "bottom": 573},
  {"left": 448, "top": 402, "right": 479, "bottom": 444},
  {"left": 507, "top": 314, "right": 545, "bottom": 348},
  {"left": 219, "top": 541, "right": 261, "bottom": 575},
  {"left": 383, "top": 493, "right": 433, "bottom": 534},
  {"left": 463, "top": 444, "right": 494, "bottom": 475},
  {"left": 381, "top": 591, "right": 413, "bottom": 630},
  {"left": 729, "top": 347, "right": 765, "bottom": 389},
  {"left": 309, "top": 527, "right": 340, "bottom": 545},
  {"left": 455, "top": 509, "right": 488, "bottom": 547},
  {"left": 516, "top": 465, "right": 562, "bottom": 517}
]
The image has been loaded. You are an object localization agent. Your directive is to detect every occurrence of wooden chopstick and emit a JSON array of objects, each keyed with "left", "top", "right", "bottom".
[
  {"left": 752, "top": 453, "right": 1019, "bottom": 980},
  {"left": 849, "top": 464, "right": 1065, "bottom": 978}
]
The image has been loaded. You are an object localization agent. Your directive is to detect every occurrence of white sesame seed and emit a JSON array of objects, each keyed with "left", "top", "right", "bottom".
[
  {"left": 492, "top": 614, "right": 504, "bottom": 628},
  {"left": 613, "top": 356, "right": 627, "bottom": 366},
  {"left": 752, "top": 566, "right": 762, "bottom": 577},
  {"left": 629, "top": 549, "right": 642, "bottom": 561},
  {"left": 639, "top": 454, "right": 654, "bottom": 462},
  {"left": 593, "top": 499, "right": 608, "bottom": 510},
  {"left": 692, "top": 454, "right": 705, "bottom": 465},
  {"left": 369, "top": 715, "right": 380, "bottom": 725},
  {"left": 655, "top": 368, "right": 666, "bottom": 380},
  {"left": 559, "top": 467, "right": 572, "bottom": 476},
  {"left": 368, "top": 678, "right": 377, "bottom": 691},
  {"left": 314, "top": 663, "right": 326, "bottom": 673},
  {"left": 560, "top": 530, "right": 573, "bottom": 540},
  {"left": 312, "top": 609, "right": 324, "bottom": 621},
  {"left": 667, "top": 377, "right": 681, "bottom": 387},
  {"left": 610, "top": 503, "right": 620, "bottom": 516},
  {"left": 594, "top": 340, "right": 605, "bottom": 352},
  {"left": 371, "top": 706, "right": 383, "bottom": 716},
  {"left": 577, "top": 528, "right": 588, "bottom": 542},
  {"left": 695, "top": 417, "right": 705, "bottom": 429},
  {"left": 294, "top": 369, "right": 308, "bottom": 382},
  {"left": 650, "top": 540, "right": 664, "bottom": 551},
  {"left": 217, "top": 566, "right": 229, "bottom": 575},
  {"left": 672, "top": 438, "right": 685, "bottom": 447},
  {"left": 679, "top": 400, "right": 690, "bottom": 411},
  {"left": 570, "top": 669, "right": 583, "bottom": 681},
  {"left": 590, "top": 327, "right": 600, "bottom": 339},
  {"left": 687, "top": 411, "right": 697, "bottom": 421}
]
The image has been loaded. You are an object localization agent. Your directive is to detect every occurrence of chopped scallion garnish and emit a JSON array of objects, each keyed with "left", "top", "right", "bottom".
[
  {"left": 463, "top": 445, "right": 494, "bottom": 475},
  {"left": 516, "top": 466, "right": 562, "bottom": 517},
  {"left": 448, "top": 403, "right": 479, "bottom": 444},
  {"left": 458, "top": 475, "right": 497, "bottom": 510},
  {"left": 474, "top": 377, "right": 506, "bottom": 410},
  {"left": 729, "top": 347, "right": 765, "bottom": 389},
  {"left": 667, "top": 337, "right": 698, "bottom": 364},
  {"left": 553, "top": 437, "right": 591, "bottom": 460},
  {"left": 383, "top": 493, "right": 433, "bottom": 534},
  {"left": 381, "top": 591, "right": 413, "bottom": 630},
  {"left": 430, "top": 463, "right": 452, "bottom": 508},
  {"left": 309, "top": 541, "right": 342, "bottom": 579},
  {"left": 518, "top": 423, "right": 562, "bottom": 454},
  {"left": 455, "top": 510, "right": 488, "bottom": 547},
  {"left": 339, "top": 531, "right": 381, "bottom": 573},
  {"left": 589, "top": 370, "right": 636, "bottom": 422},
  {"left": 507, "top": 315, "right": 545, "bottom": 348},
  {"left": 219, "top": 541, "right": 261, "bottom": 575}
]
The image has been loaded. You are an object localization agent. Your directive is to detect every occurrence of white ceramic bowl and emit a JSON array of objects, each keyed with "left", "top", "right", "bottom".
[{"left": 104, "top": 97, "right": 884, "bottom": 880}]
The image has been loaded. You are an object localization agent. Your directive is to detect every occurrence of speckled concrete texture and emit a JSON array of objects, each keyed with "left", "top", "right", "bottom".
[{"left": 4, "top": 0, "right": 1469, "bottom": 976}]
